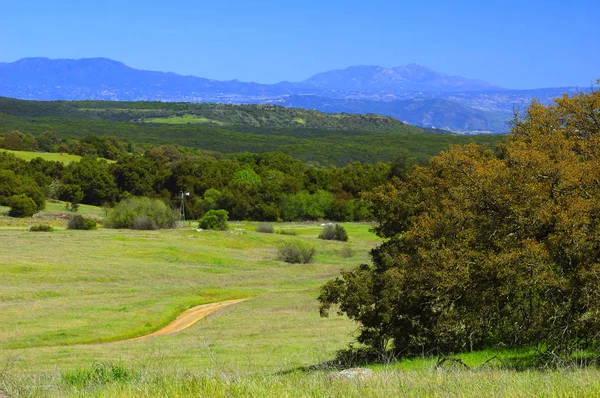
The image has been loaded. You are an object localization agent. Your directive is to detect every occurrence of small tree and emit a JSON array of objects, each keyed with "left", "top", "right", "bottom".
[
  {"left": 67, "top": 215, "right": 97, "bottom": 230},
  {"left": 198, "top": 209, "right": 229, "bottom": 231},
  {"left": 7, "top": 194, "right": 38, "bottom": 217}
]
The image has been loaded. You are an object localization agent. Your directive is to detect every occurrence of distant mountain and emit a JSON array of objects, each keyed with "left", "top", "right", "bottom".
[
  {"left": 301, "top": 64, "right": 499, "bottom": 92},
  {"left": 0, "top": 57, "right": 307, "bottom": 101},
  {"left": 0, "top": 57, "right": 586, "bottom": 134},
  {"left": 281, "top": 95, "right": 508, "bottom": 133}
]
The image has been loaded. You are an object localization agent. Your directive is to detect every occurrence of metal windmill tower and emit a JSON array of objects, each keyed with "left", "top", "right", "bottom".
[{"left": 179, "top": 191, "right": 190, "bottom": 223}]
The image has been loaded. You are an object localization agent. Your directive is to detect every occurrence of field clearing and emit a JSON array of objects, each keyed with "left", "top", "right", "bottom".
[
  {"left": 0, "top": 148, "right": 116, "bottom": 164},
  {"left": 1, "top": 215, "right": 599, "bottom": 396},
  {"left": 0, "top": 148, "right": 83, "bottom": 164},
  {"left": 141, "top": 115, "right": 225, "bottom": 125}
]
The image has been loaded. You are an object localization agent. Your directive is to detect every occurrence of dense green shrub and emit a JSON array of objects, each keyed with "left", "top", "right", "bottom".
[
  {"left": 67, "top": 215, "right": 97, "bottom": 230},
  {"left": 105, "top": 197, "right": 178, "bottom": 229},
  {"left": 277, "top": 241, "right": 316, "bottom": 264},
  {"left": 198, "top": 209, "right": 229, "bottom": 231},
  {"left": 256, "top": 223, "right": 274, "bottom": 233},
  {"left": 29, "top": 224, "right": 54, "bottom": 232},
  {"left": 318, "top": 224, "right": 348, "bottom": 241},
  {"left": 7, "top": 194, "right": 38, "bottom": 217}
]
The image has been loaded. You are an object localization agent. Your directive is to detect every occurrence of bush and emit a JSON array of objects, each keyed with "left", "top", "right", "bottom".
[
  {"left": 198, "top": 209, "right": 229, "bottom": 231},
  {"left": 7, "top": 194, "right": 38, "bottom": 217},
  {"left": 277, "top": 230, "right": 297, "bottom": 236},
  {"left": 256, "top": 223, "right": 274, "bottom": 233},
  {"left": 318, "top": 223, "right": 348, "bottom": 241},
  {"left": 277, "top": 241, "right": 316, "bottom": 264},
  {"left": 29, "top": 224, "right": 54, "bottom": 232},
  {"left": 339, "top": 245, "right": 354, "bottom": 258},
  {"left": 67, "top": 215, "right": 97, "bottom": 230},
  {"left": 105, "top": 197, "right": 178, "bottom": 229},
  {"left": 131, "top": 216, "right": 157, "bottom": 230}
]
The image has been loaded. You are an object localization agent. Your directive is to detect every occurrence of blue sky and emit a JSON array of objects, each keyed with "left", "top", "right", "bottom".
[{"left": 1, "top": 0, "right": 598, "bottom": 89}]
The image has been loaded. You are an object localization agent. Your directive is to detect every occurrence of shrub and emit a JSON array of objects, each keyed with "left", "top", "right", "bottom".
[
  {"left": 29, "top": 224, "right": 54, "bottom": 232},
  {"left": 131, "top": 216, "right": 157, "bottom": 230},
  {"left": 277, "top": 230, "right": 297, "bottom": 236},
  {"left": 339, "top": 245, "right": 354, "bottom": 258},
  {"left": 198, "top": 209, "right": 229, "bottom": 231},
  {"left": 318, "top": 223, "right": 348, "bottom": 241},
  {"left": 277, "top": 241, "right": 316, "bottom": 264},
  {"left": 67, "top": 215, "right": 97, "bottom": 230},
  {"left": 7, "top": 194, "right": 38, "bottom": 217},
  {"left": 256, "top": 223, "right": 274, "bottom": 233},
  {"left": 105, "top": 197, "right": 178, "bottom": 229}
]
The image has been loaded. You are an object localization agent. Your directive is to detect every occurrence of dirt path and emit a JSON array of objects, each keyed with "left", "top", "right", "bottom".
[{"left": 124, "top": 299, "right": 246, "bottom": 342}]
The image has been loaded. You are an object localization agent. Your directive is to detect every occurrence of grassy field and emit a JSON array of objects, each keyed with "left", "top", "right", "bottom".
[
  {"left": 0, "top": 148, "right": 83, "bottom": 164},
  {"left": 142, "top": 115, "right": 225, "bottom": 125},
  {"left": 0, "top": 148, "right": 116, "bottom": 164},
  {"left": 1, "top": 209, "right": 599, "bottom": 396}
]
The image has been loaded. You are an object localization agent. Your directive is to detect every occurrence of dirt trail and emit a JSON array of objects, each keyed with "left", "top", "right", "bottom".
[{"left": 124, "top": 299, "right": 246, "bottom": 342}]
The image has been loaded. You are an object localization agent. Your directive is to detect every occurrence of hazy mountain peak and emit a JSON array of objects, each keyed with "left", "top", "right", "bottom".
[{"left": 302, "top": 63, "right": 498, "bottom": 92}]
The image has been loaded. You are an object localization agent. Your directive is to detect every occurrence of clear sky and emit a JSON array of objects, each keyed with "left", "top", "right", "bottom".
[{"left": 1, "top": 0, "right": 598, "bottom": 89}]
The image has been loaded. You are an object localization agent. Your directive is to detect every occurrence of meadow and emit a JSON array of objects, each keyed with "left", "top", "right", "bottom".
[
  {"left": 0, "top": 148, "right": 84, "bottom": 164},
  {"left": 1, "top": 205, "right": 600, "bottom": 397}
]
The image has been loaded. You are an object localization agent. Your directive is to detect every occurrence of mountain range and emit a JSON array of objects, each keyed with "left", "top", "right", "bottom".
[{"left": 0, "top": 57, "right": 588, "bottom": 134}]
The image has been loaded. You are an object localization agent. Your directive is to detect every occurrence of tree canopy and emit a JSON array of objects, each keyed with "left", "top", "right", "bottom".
[{"left": 319, "top": 88, "right": 600, "bottom": 358}]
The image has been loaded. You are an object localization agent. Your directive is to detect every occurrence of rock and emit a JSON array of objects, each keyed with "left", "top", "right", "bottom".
[{"left": 327, "top": 367, "right": 375, "bottom": 381}]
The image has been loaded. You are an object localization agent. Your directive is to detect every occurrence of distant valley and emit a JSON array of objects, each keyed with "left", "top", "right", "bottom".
[{"left": 0, "top": 57, "right": 589, "bottom": 134}]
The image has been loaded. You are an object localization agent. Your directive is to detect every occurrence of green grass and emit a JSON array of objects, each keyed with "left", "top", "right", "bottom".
[
  {"left": 0, "top": 221, "right": 377, "bottom": 362},
  {"left": 142, "top": 115, "right": 225, "bottom": 125},
  {"left": 0, "top": 148, "right": 83, "bottom": 164},
  {"left": 0, "top": 148, "right": 115, "bottom": 164},
  {"left": 1, "top": 217, "right": 599, "bottom": 396}
]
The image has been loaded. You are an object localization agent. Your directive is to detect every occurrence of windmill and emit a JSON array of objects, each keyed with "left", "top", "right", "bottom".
[{"left": 179, "top": 191, "right": 190, "bottom": 223}]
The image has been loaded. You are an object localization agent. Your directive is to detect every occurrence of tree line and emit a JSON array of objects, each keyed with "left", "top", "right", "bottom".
[{"left": 0, "top": 144, "right": 409, "bottom": 221}]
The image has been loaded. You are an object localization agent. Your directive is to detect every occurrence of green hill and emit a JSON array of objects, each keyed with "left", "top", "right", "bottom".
[{"left": 0, "top": 97, "right": 503, "bottom": 166}]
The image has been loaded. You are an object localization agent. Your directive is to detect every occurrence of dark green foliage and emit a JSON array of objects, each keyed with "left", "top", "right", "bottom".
[
  {"left": 277, "top": 241, "right": 316, "bottom": 264},
  {"left": 318, "top": 224, "right": 349, "bottom": 241},
  {"left": 319, "top": 89, "right": 600, "bottom": 359},
  {"left": 0, "top": 96, "right": 502, "bottom": 166},
  {"left": 281, "top": 190, "right": 334, "bottom": 221},
  {"left": 198, "top": 209, "right": 229, "bottom": 231},
  {"left": 256, "top": 223, "right": 274, "bottom": 233},
  {"left": 7, "top": 194, "right": 38, "bottom": 217},
  {"left": 60, "top": 157, "right": 118, "bottom": 206},
  {"left": 105, "top": 197, "right": 178, "bottom": 229},
  {"left": 0, "top": 166, "right": 46, "bottom": 215},
  {"left": 29, "top": 224, "right": 54, "bottom": 232},
  {"left": 67, "top": 215, "right": 97, "bottom": 230}
]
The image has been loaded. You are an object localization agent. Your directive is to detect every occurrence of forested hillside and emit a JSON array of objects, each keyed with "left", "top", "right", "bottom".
[{"left": 0, "top": 97, "right": 502, "bottom": 166}]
